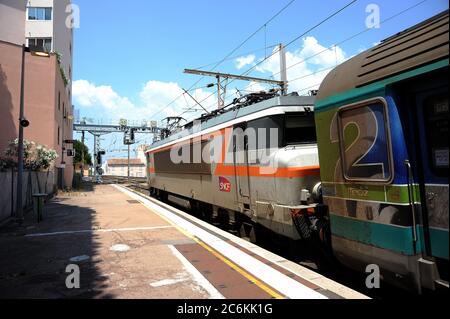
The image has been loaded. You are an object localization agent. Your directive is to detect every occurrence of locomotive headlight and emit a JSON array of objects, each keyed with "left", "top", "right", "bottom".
[{"left": 312, "top": 182, "right": 323, "bottom": 203}]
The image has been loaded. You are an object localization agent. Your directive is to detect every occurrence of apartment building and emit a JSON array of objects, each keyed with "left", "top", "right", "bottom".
[
  {"left": 0, "top": 0, "right": 73, "bottom": 84},
  {"left": 0, "top": 0, "right": 74, "bottom": 188}
]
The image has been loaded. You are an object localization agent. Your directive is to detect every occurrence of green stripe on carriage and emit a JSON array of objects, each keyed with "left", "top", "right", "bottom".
[
  {"left": 330, "top": 214, "right": 422, "bottom": 255},
  {"left": 316, "top": 59, "right": 449, "bottom": 112},
  {"left": 330, "top": 215, "right": 449, "bottom": 259},
  {"left": 322, "top": 183, "right": 421, "bottom": 204},
  {"left": 429, "top": 227, "right": 449, "bottom": 260}
]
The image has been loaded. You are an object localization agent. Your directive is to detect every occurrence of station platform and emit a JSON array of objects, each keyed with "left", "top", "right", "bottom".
[{"left": 0, "top": 184, "right": 368, "bottom": 299}]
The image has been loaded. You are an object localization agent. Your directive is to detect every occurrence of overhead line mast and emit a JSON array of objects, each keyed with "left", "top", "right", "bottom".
[{"left": 184, "top": 44, "right": 288, "bottom": 109}]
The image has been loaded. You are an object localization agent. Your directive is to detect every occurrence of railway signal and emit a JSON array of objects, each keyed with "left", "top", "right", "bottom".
[{"left": 73, "top": 122, "right": 163, "bottom": 183}]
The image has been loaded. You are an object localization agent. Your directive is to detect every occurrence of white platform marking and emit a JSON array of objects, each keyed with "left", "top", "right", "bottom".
[
  {"left": 25, "top": 225, "right": 174, "bottom": 238},
  {"left": 149, "top": 272, "right": 189, "bottom": 288},
  {"left": 110, "top": 244, "right": 131, "bottom": 252},
  {"left": 115, "top": 185, "right": 327, "bottom": 299},
  {"left": 168, "top": 245, "right": 225, "bottom": 299}
]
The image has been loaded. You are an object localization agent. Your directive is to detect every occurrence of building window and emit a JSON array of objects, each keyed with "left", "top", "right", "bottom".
[
  {"left": 58, "top": 92, "right": 61, "bottom": 111},
  {"left": 27, "top": 7, "right": 52, "bottom": 21},
  {"left": 27, "top": 38, "right": 52, "bottom": 52},
  {"left": 58, "top": 127, "right": 60, "bottom": 145}
]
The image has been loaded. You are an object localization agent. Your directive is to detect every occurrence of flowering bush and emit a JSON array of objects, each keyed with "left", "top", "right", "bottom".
[{"left": 1, "top": 139, "right": 59, "bottom": 171}]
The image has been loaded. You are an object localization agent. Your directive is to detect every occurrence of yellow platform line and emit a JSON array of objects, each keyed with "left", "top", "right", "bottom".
[{"left": 132, "top": 191, "right": 285, "bottom": 299}]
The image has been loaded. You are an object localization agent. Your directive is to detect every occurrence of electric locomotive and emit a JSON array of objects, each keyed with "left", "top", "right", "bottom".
[{"left": 146, "top": 91, "right": 324, "bottom": 242}]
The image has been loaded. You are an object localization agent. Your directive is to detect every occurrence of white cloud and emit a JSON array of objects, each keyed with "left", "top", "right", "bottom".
[
  {"left": 140, "top": 80, "right": 218, "bottom": 122},
  {"left": 73, "top": 79, "right": 217, "bottom": 125},
  {"left": 140, "top": 81, "right": 184, "bottom": 108},
  {"left": 72, "top": 80, "right": 134, "bottom": 110},
  {"left": 298, "top": 36, "right": 345, "bottom": 68},
  {"left": 235, "top": 54, "right": 255, "bottom": 70},
  {"left": 245, "top": 36, "right": 347, "bottom": 94}
]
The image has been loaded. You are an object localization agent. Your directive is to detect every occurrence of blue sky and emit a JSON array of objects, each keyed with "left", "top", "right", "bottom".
[{"left": 71, "top": 0, "right": 449, "bottom": 160}]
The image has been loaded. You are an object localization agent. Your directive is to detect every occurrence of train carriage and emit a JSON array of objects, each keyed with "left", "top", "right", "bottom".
[{"left": 315, "top": 10, "right": 449, "bottom": 292}]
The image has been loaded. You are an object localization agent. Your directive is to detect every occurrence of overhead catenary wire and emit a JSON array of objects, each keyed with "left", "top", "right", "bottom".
[
  {"left": 146, "top": 0, "right": 298, "bottom": 120},
  {"left": 173, "top": 0, "right": 432, "bottom": 124},
  {"left": 182, "top": 0, "right": 359, "bottom": 118},
  {"left": 241, "top": 0, "right": 431, "bottom": 95},
  {"left": 192, "top": 44, "right": 280, "bottom": 71}
]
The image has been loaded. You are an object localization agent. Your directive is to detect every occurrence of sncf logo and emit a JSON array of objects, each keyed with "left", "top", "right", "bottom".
[{"left": 219, "top": 177, "right": 231, "bottom": 193}]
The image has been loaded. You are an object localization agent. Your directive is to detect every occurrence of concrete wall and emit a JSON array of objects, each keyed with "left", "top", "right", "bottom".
[
  {"left": 105, "top": 165, "right": 146, "bottom": 178},
  {"left": 52, "top": 0, "right": 72, "bottom": 82},
  {"left": 0, "top": 170, "right": 56, "bottom": 222},
  {"left": 137, "top": 145, "right": 148, "bottom": 164},
  {"left": 0, "top": 0, "right": 27, "bottom": 45},
  {"left": 0, "top": 40, "right": 73, "bottom": 187}
]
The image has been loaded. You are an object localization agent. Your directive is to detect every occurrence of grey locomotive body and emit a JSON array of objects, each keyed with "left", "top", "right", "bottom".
[{"left": 146, "top": 94, "right": 323, "bottom": 240}]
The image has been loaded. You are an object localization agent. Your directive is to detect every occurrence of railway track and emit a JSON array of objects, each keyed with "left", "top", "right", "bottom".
[{"left": 101, "top": 175, "right": 147, "bottom": 184}]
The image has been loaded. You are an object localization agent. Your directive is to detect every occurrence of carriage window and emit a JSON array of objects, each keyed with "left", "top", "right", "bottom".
[
  {"left": 338, "top": 99, "right": 393, "bottom": 183},
  {"left": 424, "top": 94, "right": 448, "bottom": 177},
  {"left": 284, "top": 113, "right": 317, "bottom": 145}
]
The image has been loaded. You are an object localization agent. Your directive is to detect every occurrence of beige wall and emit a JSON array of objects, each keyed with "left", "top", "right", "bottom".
[
  {"left": 27, "top": 0, "right": 53, "bottom": 6},
  {"left": 0, "top": 0, "right": 27, "bottom": 45},
  {"left": 105, "top": 165, "right": 146, "bottom": 178},
  {"left": 25, "top": 20, "right": 53, "bottom": 39},
  {"left": 0, "top": 40, "right": 73, "bottom": 187},
  {"left": 137, "top": 145, "right": 148, "bottom": 164}
]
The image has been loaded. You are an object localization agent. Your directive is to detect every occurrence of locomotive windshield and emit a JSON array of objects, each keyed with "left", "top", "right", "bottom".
[
  {"left": 284, "top": 113, "right": 317, "bottom": 145},
  {"left": 246, "top": 112, "right": 318, "bottom": 149}
]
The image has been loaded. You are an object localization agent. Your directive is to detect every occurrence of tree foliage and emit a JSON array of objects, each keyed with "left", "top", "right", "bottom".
[{"left": 73, "top": 140, "right": 92, "bottom": 166}]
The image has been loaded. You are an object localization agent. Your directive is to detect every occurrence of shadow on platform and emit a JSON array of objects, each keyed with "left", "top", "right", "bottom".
[{"left": 0, "top": 183, "right": 115, "bottom": 299}]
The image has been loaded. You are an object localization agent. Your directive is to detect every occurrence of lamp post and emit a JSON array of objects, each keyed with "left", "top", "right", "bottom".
[{"left": 16, "top": 45, "right": 50, "bottom": 224}]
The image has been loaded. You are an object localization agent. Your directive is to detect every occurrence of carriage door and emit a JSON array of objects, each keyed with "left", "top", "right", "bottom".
[
  {"left": 234, "top": 123, "right": 251, "bottom": 207},
  {"left": 411, "top": 87, "right": 449, "bottom": 264}
]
